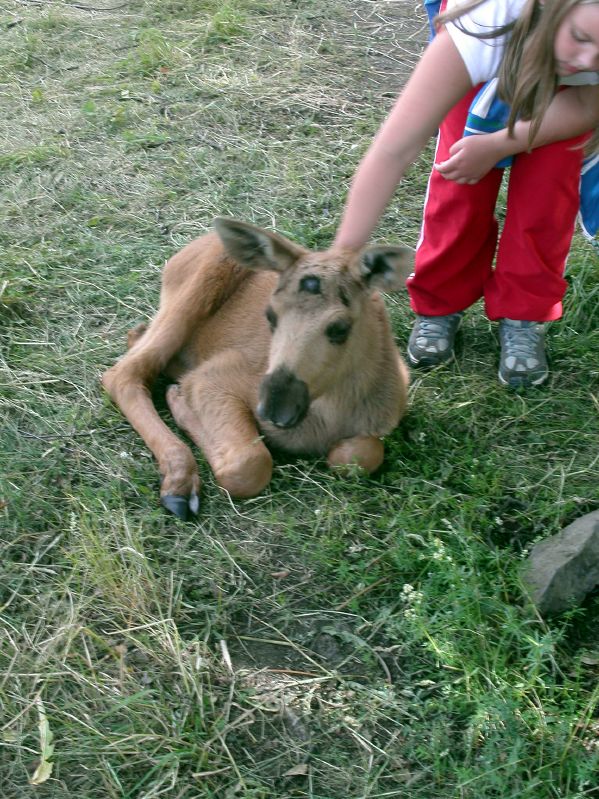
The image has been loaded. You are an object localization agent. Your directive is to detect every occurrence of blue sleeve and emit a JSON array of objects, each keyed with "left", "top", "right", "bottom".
[
  {"left": 463, "top": 79, "right": 513, "bottom": 168},
  {"left": 424, "top": 0, "right": 442, "bottom": 41}
]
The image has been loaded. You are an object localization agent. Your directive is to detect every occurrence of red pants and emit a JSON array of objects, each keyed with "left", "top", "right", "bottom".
[{"left": 408, "top": 86, "right": 587, "bottom": 321}]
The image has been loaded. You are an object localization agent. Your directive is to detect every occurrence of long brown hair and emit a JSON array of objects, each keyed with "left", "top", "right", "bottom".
[{"left": 436, "top": 0, "right": 599, "bottom": 152}]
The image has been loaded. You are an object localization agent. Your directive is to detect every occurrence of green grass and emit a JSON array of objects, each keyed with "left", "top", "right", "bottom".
[{"left": 1, "top": 1, "right": 599, "bottom": 797}]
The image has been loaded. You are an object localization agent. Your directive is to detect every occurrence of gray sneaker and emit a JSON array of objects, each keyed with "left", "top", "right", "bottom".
[
  {"left": 498, "top": 318, "right": 548, "bottom": 388},
  {"left": 407, "top": 312, "right": 463, "bottom": 367}
]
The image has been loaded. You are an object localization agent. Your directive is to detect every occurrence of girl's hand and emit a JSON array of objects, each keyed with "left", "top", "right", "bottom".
[{"left": 434, "top": 134, "right": 506, "bottom": 184}]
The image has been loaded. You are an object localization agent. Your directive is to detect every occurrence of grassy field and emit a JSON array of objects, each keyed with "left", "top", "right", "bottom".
[{"left": 1, "top": 1, "right": 599, "bottom": 797}]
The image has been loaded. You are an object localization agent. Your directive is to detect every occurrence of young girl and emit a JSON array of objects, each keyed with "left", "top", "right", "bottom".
[{"left": 334, "top": 0, "right": 599, "bottom": 387}]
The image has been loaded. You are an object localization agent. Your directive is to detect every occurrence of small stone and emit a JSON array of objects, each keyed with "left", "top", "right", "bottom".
[{"left": 523, "top": 510, "right": 599, "bottom": 615}]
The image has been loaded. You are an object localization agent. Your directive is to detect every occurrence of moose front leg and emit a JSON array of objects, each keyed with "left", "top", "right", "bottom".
[
  {"left": 170, "top": 354, "right": 273, "bottom": 499},
  {"left": 103, "top": 358, "right": 201, "bottom": 521},
  {"left": 327, "top": 435, "right": 385, "bottom": 474}
]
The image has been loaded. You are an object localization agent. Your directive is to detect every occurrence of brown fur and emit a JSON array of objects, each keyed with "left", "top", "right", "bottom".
[{"left": 102, "top": 218, "right": 413, "bottom": 517}]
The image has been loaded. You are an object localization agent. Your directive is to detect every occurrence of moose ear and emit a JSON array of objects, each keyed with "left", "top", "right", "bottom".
[
  {"left": 214, "top": 217, "right": 305, "bottom": 272},
  {"left": 357, "top": 245, "right": 414, "bottom": 292}
]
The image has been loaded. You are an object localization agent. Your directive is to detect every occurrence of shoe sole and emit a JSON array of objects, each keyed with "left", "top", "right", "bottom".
[
  {"left": 407, "top": 348, "right": 455, "bottom": 368},
  {"left": 497, "top": 369, "right": 548, "bottom": 388}
]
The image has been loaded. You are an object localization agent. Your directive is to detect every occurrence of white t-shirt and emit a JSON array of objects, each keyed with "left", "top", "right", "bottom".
[
  {"left": 445, "top": 0, "right": 599, "bottom": 86},
  {"left": 445, "top": 0, "right": 525, "bottom": 84}
]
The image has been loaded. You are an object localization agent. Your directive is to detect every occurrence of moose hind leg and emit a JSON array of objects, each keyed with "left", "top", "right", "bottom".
[
  {"left": 172, "top": 356, "right": 273, "bottom": 498},
  {"left": 127, "top": 323, "right": 148, "bottom": 350},
  {"left": 327, "top": 435, "right": 384, "bottom": 474}
]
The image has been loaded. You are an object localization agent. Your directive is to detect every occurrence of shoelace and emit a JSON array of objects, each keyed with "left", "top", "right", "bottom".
[
  {"left": 415, "top": 315, "right": 459, "bottom": 341},
  {"left": 502, "top": 325, "right": 541, "bottom": 360}
]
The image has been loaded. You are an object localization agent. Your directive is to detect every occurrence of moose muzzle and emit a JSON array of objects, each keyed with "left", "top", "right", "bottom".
[{"left": 257, "top": 367, "right": 310, "bottom": 429}]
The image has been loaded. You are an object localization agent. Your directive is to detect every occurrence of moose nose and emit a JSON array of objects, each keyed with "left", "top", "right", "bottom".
[{"left": 257, "top": 367, "right": 309, "bottom": 429}]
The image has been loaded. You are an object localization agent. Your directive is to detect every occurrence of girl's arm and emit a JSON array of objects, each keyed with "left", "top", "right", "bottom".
[
  {"left": 333, "top": 30, "right": 473, "bottom": 250},
  {"left": 437, "top": 83, "right": 599, "bottom": 183}
]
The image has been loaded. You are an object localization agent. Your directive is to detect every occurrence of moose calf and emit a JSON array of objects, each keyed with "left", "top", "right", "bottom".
[{"left": 102, "top": 218, "right": 413, "bottom": 519}]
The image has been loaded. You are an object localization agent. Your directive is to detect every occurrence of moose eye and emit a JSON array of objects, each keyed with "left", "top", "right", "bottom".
[
  {"left": 265, "top": 306, "right": 278, "bottom": 331},
  {"left": 326, "top": 319, "right": 352, "bottom": 345},
  {"left": 299, "top": 275, "right": 321, "bottom": 295}
]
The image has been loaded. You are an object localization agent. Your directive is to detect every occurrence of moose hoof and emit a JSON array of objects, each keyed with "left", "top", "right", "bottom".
[{"left": 161, "top": 491, "right": 201, "bottom": 520}]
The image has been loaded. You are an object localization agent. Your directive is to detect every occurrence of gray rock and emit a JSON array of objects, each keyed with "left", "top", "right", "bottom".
[{"left": 523, "top": 510, "right": 599, "bottom": 615}]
